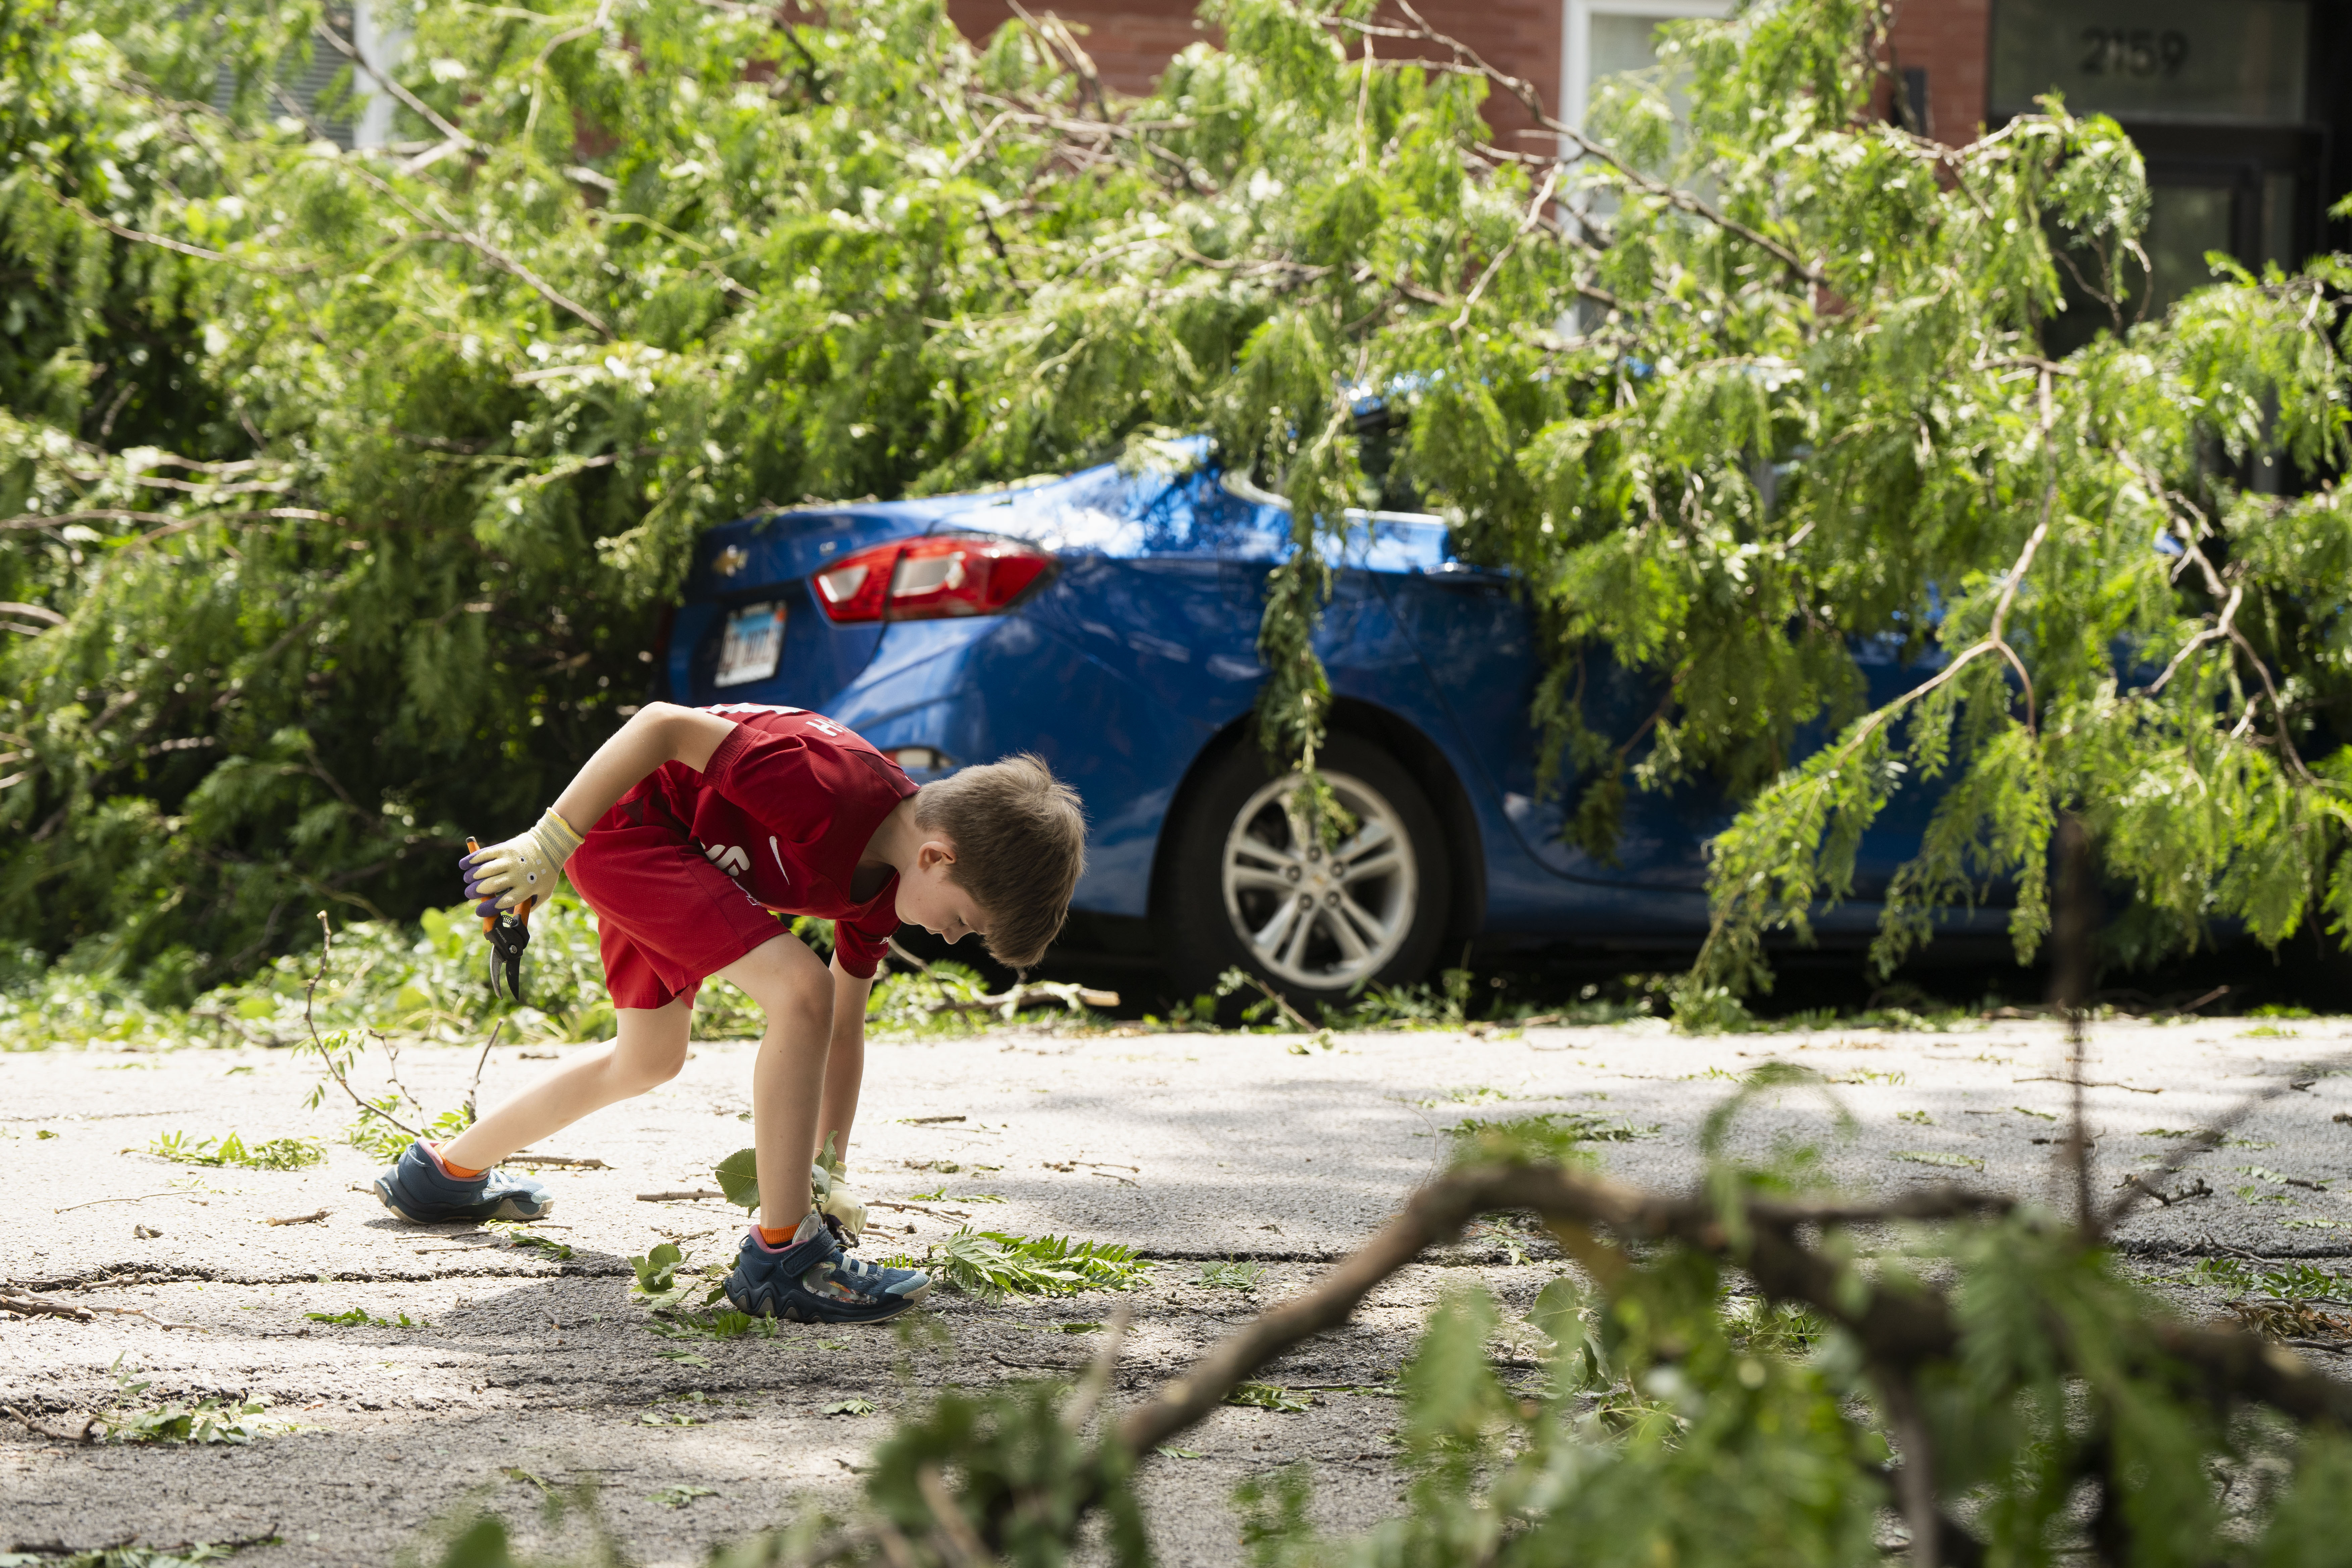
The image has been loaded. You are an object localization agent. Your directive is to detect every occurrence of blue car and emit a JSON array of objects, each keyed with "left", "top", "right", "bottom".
[{"left": 662, "top": 444, "right": 1967, "bottom": 1004}]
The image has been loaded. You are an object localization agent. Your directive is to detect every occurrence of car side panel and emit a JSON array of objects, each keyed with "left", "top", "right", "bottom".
[{"left": 819, "top": 605, "right": 1219, "bottom": 919}]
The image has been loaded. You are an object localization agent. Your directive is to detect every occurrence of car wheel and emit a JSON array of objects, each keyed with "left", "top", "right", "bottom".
[{"left": 1160, "top": 733, "right": 1452, "bottom": 1011}]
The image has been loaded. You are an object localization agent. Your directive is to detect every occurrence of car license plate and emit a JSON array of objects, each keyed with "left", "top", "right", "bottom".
[{"left": 714, "top": 601, "right": 786, "bottom": 688}]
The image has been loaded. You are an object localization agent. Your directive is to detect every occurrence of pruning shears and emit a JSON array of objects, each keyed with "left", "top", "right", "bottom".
[{"left": 466, "top": 836, "right": 534, "bottom": 1004}]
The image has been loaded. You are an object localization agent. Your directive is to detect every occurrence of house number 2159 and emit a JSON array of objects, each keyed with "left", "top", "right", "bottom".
[{"left": 2078, "top": 28, "right": 2190, "bottom": 77}]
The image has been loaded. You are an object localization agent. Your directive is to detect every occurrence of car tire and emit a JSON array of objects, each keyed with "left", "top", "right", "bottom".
[{"left": 1158, "top": 733, "right": 1452, "bottom": 1013}]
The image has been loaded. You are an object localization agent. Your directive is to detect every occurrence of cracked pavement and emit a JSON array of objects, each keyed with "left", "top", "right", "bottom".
[{"left": 7, "top": 1012, "right": 2352, "bottom": 1564}]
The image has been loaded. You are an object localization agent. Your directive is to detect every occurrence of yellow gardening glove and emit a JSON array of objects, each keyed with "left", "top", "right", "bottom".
[
  {"left": 461, "top": 807, "right": 584, "bottom": 915},
  {"left": 813, "top": 1162, "right": 868, "bottom": 1241}
]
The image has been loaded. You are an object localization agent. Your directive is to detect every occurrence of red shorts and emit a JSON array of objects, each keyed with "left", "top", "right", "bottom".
[{"left": 565, "top": 822, "right": 786, "bottom": 1011}]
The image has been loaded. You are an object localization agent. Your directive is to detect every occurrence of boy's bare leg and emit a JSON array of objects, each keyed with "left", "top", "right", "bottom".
[
  {"left": 716, "top": 932, "right": 835, "bottom": 1235},
  {"left": 438, "top": 998, "right": 692, "bottom": 1171}
]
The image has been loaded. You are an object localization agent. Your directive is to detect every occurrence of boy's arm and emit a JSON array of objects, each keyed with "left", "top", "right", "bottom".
[
  {"left": 463, "top": 703, "right": 736, "bottom": 912},
  {"left": 817, "top": 950, "right": 873, "bottom": 1167},
  {"left": 548, "top": 702, "right": 736, "bottom": 833}
]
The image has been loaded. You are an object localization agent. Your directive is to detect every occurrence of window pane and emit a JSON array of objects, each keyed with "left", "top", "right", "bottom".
[
  {"left": 2140, "top": 184, "right": 2233, "bottom": 316},
  {"left": 1589, "top": 11, "right": 1669, "bottom": 83},
  {"left": 1991, "top": 0, "right": 2309, "bottom": 124}
]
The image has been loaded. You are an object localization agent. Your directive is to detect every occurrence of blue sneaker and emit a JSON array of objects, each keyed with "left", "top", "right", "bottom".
[
  {"left": 372, "top": 1141, "right": 555, "bottom": 1224},
  {"left": 724, "top": 1212, "right": 932, "bottom": 1324}
]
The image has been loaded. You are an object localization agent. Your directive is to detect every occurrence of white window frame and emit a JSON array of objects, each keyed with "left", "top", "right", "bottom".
[
  {"left": 352, "top": 0, "right": 408, "bottom": 150},
  {"left": 1558, "top": 0, "right": 1733, "bottom": 136}
]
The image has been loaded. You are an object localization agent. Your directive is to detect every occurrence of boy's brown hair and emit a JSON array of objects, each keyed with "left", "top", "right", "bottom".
[{"left": 914, "top": 752, "right": 1086, "bottom": 968}]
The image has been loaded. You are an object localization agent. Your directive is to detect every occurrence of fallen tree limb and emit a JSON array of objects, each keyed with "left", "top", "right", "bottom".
[
  {"left": 0, "top": 1292, "right": 202, "bottom": 1330},
  {"left": 761, "top": 1148, "right": 2352, "bottom": 1566},
  {"left": 4, "top": 1403, "right": 96, "bottom": 1442},
  {"left": 910, "top": 981, "right": 1120, "bottom": 1020}
]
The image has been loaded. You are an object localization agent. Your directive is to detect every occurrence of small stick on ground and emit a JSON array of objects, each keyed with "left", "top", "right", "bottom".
[
  {"left": 0, "top": 1292, "right": 202, "bottom": 1330},
  {"left": 2016, "top": 1075, "right": 2161, "bottom": 1095},
  {"left": 637, "top": 1189, "right": 729, "bottom": 1203},
  {"left": 869, "top": 1199, "right": 971, "bottom": 1220},
  {"left": 1228, "top": 970, "right": 1315, "bottom": 1033},
  {"left": 53, "top": 1191, "right": 183, "bottom": 1214},
  {"left": 265, "top": 1209, "right": 330, "bottom": 1226},
  {"left": 508, "top": 1153, "right": 608, "bottom": 1169},
  {"left": 4, "top": 1403, "right": 97, "bottom": 1442}
]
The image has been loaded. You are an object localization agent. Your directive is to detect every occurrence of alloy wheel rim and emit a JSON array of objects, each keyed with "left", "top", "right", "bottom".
[{"left": 1220, "top": 769, "right": 1418, "bottom": 991}]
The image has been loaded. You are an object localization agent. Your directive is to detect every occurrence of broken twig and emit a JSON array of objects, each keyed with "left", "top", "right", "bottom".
[
  {"left": 0, "top": 1292, "right": 202, "bottom": 1330},
  {"left": 52, "top": 1191, "right": 183, "bottom": 1214}
]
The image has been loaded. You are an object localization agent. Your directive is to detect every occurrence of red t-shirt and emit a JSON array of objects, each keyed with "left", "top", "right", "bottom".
[{"left": 602, "top": 704, "right": 918, "bottom": 979}]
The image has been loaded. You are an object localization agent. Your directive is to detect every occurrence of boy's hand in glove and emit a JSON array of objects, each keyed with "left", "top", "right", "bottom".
[{"left": 460, "top": 808, "right": 584, "bottom": 916}]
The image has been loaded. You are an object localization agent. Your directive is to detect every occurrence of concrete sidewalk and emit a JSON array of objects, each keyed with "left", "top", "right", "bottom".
[{"left": 5, "top": 1013, "right": 2349, "bottom": 1564}]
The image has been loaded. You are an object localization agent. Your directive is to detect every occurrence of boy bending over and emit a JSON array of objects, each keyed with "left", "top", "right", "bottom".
[{"left": 370, "top": 701, "right": 1086, "bottom": 1327}]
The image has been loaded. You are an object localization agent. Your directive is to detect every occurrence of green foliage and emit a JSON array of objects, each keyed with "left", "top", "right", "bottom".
[
  {"left": 0, "top": 1546, "right": 247, "bottom": 1568},
  {"left": 1448, "top": 1110, "right": 1655, "bottom": 1167},
  {"left": 628, "top": 1241, "right": 692, "bottom": 1311},
  {"left": 144, "top": 1129, "right": 323, "bottom": 1169},
  {"left": 1197, "top": 1258, "right": 1268, "bottom": 1290},
  {"left": 926, "top": 1230, "right": 1152, "bottom": 1299},
  {"left": 648, "top": 1485, "right": 716, "bottom": 1509},
  {"left": 305, "top": 1307, "right": 414, "bottom": 1327},
  {"left": 97, "top": 1356, "right": 282, "bottom": 1445},
  {"left": 861, "top": 1378, "right": 1151, "bottom": 1568},
  {"left": 0, "top": 893, "right": 764, "bottom": 1052},
  {"left": 714, "top": 1148, "right": 761, "bottom": 1211},
  {"left": 1315, "top": 968, "right": 1475, "bottom": 1031},
  {"left": 5, "top": 0, "right": 2352, "bottom": 1002},
  {"left": 1225, "top": 1381, "right": 1312, "bottom": 1413},
  {"left": 420, "top": 1112, "right": 2352, "bottom": 1568}
]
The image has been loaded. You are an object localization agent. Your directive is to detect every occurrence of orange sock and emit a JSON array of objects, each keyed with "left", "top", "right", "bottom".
[
  {"left": 757, "top": 1226, "right": 793, "bottom": 1247},
  {"left": 431, "top": 1143, "right": 488, "bottom": 1181}
]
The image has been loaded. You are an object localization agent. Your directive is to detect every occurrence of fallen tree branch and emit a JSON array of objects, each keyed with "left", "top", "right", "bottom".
[
  {"left": 1325, "top": 1, "right": 1827, "bottom": 287},
  {"left": 1114, "top": 1168, "right": 2024, "bottom": 1458},
  {"left": 0, "top": 1292, "right": 203, "bottom": 1330},
  {"left": 301, "top": 911, "right": 422, "bottom": 1141},
  {"left": 4, "top": 1403, "right": 97, "bottom": 1442},
  {"left": 913, "top": 982, "right": 1120, "bottom": 1021},
  {"left": 770, "top": 1156, "right": 2351, "bottom": 1566}
]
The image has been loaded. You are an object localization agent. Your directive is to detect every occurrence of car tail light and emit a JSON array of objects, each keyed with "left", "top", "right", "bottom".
[{"left": 812, "top": 536, "right": 1054, "bottom": 624}]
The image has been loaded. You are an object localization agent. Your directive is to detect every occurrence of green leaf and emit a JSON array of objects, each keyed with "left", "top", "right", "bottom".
[
  {"left": 1895, "top": 1151, "right": 1986, "bottom": 1171},
  {"left": 716, "top": 1148, "right": 761, "bottom": 1211}
]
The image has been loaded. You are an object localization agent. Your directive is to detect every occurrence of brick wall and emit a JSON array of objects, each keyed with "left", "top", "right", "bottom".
[
  {"left": 1885, "top": 0, "right": 1992, "bottom": 144},
  {"left": 945, "top": 0, "right": 1211, "bottom": 101},
  {"left": 942, "top": 0, "right": 1563, "bottom": 148},
  {"left": 942, "top": 0, "right": 2002, "bottom": 150}
]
